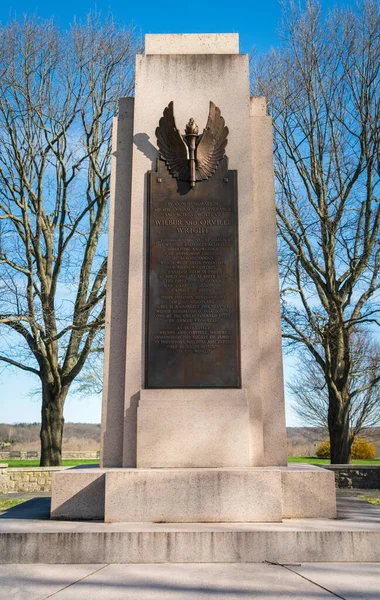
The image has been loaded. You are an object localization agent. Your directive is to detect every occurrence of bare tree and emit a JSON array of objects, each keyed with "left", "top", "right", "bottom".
[
  {"left": 253, "top": 0, "right": 380, "bottom": 462},
  {"left": 289, "top": 330, "right": 380, "bottom": 444},
  {"left": 74, "top": 332, "right": 104, "bottom": 396},
  {"left": 0, "top": 14, "right": 138, "bottom": 465}
]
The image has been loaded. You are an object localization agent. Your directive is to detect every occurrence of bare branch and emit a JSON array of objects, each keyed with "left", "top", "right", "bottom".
[{"left": 0, "top": 355, "right": 40, "bottom": 376}]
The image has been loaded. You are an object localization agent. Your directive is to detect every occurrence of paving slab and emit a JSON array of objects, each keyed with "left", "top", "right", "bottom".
[
  {"left": 289, "top": 563, "right": 380, "bottom": 600},
  {"left": 0, "top": 563, "right": 336, "bottom": 599},
  {"left": 0, "top": 564, "right": 106, "bottom": 600}
]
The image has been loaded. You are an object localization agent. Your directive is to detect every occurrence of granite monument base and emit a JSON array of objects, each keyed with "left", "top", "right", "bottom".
[
  {"left": 50, "top": 464, "right": 336, "bottom": 522},
  {"left": 137, "top": 390, "right": 250, "bottom": 468}
]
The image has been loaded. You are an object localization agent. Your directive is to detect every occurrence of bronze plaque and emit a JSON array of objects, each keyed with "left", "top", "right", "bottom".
[{"left": 145, "top": 158, "right": 240, "bottom": 388}]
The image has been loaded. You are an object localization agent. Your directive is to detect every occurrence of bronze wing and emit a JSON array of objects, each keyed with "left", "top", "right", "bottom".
[
  {"left": 155, "top": 101, "right": 189, "bottom": 181},
  {"left": 195, "top": 102, "right": 228, "bottom": 180}
]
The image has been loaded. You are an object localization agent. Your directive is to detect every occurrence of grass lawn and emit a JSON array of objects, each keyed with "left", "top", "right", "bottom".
[
  {"left": 0, "top": 459, "right": 99, "bottom": 468},
  {"left": 0, "top": 498, "right": 27, "bottom": 510},
  {"left": 288, "top": 457, "right": 380, "bottom": 465},
  {"left": 1, "top": 457, "right": 379, "bottom": 468},
  {"left": 358, "top": 496, "right": 380, "bottom": 506}
]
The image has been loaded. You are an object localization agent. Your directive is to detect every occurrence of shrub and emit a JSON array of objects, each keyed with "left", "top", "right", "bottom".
[
  {"left": 316, "top": 437, "right": 376, "bottom": 460},
  {"left": 351, "top": 438, "right": 376, "bottom": 460},
  {"left": 316, "top": 439, "right": 331, "bottom": 459}
]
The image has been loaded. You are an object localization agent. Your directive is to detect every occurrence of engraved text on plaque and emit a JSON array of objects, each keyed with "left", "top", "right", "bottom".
[{"left": 146, "top": 158, "right": 240, "bottom": 388}]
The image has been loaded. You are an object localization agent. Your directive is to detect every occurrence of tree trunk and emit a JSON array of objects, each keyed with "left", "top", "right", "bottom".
[
  {"left": 40, "top": 384, "right": 68, "bottom": 466},
  {"left": 328, "top": 387, "right": 351, "bottom": 464}
]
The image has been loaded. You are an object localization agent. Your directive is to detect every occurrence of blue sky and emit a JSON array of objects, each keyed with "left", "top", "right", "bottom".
[
  {"left": 0, "top": 0, "right": 348, "bottom": 55},
  {"left": 0, "top": 0, "right": 357, "bottom": 426},
  {"left": 0, "top": 0, "right": 282, "bottom": 54}
]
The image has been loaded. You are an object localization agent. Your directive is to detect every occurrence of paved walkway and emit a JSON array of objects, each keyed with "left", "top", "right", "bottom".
[
  {"left": 338, "top": 489, "right": 380, "bottom": 498},
  {"left": 1, "top": 562, "right": 379, "bottom": 599},
  {"left": 1, "top": 491, "right": 379, "bottom": 598}
]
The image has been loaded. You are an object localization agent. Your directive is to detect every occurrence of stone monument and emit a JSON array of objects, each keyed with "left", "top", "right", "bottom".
[{"left": 51, "top": 33, "right": 336, "bottom": 522}]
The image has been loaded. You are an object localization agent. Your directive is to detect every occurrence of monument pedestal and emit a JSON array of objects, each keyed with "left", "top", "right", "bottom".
[
  {"left": 50, "top": 33, "right": 337, "bottom": 526},
  {"left": 51, "top": 464, "right": 336, "bottom": 522},
  {"left": 100, "top": 33, "right": 289, "bottom": 472}
]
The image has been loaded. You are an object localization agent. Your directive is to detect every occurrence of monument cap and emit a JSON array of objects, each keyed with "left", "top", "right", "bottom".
[{"left": 145, "top": 33, "right": 239, "bottom": 55}]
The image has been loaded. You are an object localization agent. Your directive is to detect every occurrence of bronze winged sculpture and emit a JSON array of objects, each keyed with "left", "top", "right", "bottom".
[{"left": 155, "top": 101, "right": 229, "bottom": 188}]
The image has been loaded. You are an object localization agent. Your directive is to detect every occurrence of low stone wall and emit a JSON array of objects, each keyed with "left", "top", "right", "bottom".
[
  {"left": 62, "top": 451, "right": 99, "bottom": 459},
  {"left": 0, "top": 467, "right": 67, "bottom": 494},
  {"left": 0, "top": 450, "right": 99, "bottom": 460},
  {"left": 1, "top": 464, "right": 379, "bottom": 494},
  {"left": 323, "top": 465, "right": 380, "bottom": 489}
]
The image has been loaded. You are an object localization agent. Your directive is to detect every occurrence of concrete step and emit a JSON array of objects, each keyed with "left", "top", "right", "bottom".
[{"left": 1, "top": 495, "right": 380, "bottom": 563}]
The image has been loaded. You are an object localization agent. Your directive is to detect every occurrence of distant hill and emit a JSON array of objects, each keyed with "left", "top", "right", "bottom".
[
  {"left": 0, "top": 422, "right": 101, "bottom": 452},
  {"left": 0, "top": 422, "right": 379, "bottom": 456},
  {"left": 287, "top": 427, "right": 380, "bottom": 456}
]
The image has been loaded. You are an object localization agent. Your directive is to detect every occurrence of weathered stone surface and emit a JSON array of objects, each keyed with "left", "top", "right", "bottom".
[
  {"left": 137, "top": 390, "right": 250, "bottom": 468},
  {"left": 50, "top": 466, "right": 338, "bottom": 522},
  {"left": 50, "top": 470, "right": 105, "bottom": 520},
  {"left": 100, "top": 97, "right": 134, "bottom": 468},
  {"left": 104, "top": 468, "right": 282, "bottom": 523},
  {"left": 281, "top": 465, "right": 337, "bottom": 519},
  {"left": 145, "top": 33, "right": 239, "bottom": 55},
  {"left": 250, "top": 97, "right": 287, "bottom": 466}
]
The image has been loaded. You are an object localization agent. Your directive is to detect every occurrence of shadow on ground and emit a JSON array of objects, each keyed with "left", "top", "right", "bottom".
[{"left": 0, "top": 497, "right": 51, "bottom": 520}]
